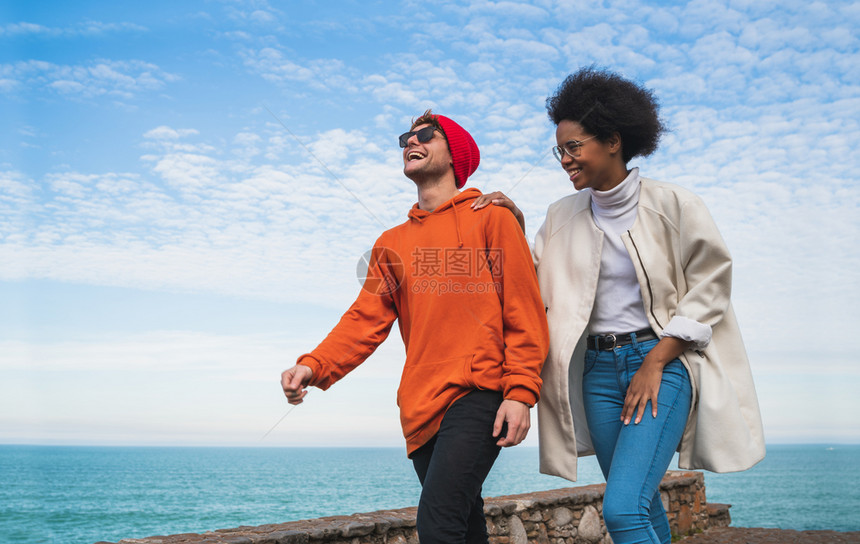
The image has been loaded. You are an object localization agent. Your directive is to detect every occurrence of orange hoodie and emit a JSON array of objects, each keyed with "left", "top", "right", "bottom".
[{"left": 298, "top": 188, "right": 549, "bottom": 455}]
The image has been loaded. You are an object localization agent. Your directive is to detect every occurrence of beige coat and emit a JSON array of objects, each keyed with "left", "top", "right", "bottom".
[{"left": 535, "top": 177, "right": 765, "bottom": 482}]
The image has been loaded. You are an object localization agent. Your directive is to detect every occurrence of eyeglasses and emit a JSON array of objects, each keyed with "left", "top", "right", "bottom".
[
  {"left": 552, "top": 135, "right": 597, "bottom": 162},
  {"left": 398, "top": 126, "right": 437, "bottom": 148}
]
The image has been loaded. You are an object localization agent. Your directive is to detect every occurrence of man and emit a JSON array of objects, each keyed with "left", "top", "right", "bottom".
[{"left": 280, "top": 110, "right": 548, "bottom": 543}]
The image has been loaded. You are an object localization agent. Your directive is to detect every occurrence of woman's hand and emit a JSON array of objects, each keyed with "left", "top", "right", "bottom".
[
  {"left": 471, "top": 191, "right": 525, "bottom": 233},
  {"left": 621, "top": 337, "right": 692, "bottom": 425},
  {"left": 622, "top": 359, "right": 664, "bottom": 425}
]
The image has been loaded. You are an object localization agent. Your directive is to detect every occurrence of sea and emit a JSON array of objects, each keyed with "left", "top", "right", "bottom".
[{"left": 1, "top": 444, "right": 858, "bottom": 544}]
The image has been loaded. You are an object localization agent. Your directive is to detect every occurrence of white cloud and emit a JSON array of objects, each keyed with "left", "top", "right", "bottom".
[
  {"left": 248, "top": 9, "right": 277, "bottom": 24},
  {"left": 1, "top": 59, "right": 178, "bottom": 100},
  {"left": 0, "top": 22, "right": 53, "bottom": 36},
  {"left": 223, "top": 0, "right": 283, "bottom": 27},
  {"left": 75, "top": 21, "right": 148, "bottom": 35},
  {"left": 240, "top": 47, "right": 360, "bottom": 93},
  {"left": 471, "top": 35, "right": 559, "bottom": 61},
  {"left": 144, "top": 126, "right": 201, "bottom": 140},
  {"left": 0, "top": 20, "right": 147, "bottom": 37},
  {"left": 365, "top": 78, "right": 426, "bottom": 108},
  {"left": 0, "top": 170, "right": 34, "bottom": 201},
  {"left": 470, "top": 1, "right": 550, "bottom": 20},
  {"left": 0, "top": 122, "right": 417, "bottom": 306}
]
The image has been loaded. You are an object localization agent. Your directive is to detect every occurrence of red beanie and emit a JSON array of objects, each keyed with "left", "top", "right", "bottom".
[{"left": 436, "top": 115, "right": 480, "bottom": 188}]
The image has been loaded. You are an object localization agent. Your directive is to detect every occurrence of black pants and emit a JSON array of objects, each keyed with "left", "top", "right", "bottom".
[{"left": 410, "top": 390, "right": 503, "bottom": 544}]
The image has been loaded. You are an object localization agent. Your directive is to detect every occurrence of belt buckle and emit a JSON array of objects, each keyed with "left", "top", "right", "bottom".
[{"left": 604, "top": 333, "right": 617, "bottom": 350}]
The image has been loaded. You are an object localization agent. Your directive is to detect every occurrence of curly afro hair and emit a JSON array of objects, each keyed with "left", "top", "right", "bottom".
[{"left": 546, "top": 67, "right": 666, "bottom": 164}]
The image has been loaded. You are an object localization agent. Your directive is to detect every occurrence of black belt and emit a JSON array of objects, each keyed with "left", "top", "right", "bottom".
[{"left": 587, "top": 329, "right": 658, "bottom": 351}]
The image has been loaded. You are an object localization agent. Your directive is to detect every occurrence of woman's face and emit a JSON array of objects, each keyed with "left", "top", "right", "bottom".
[{"left": 554, "top": 119, "right": 626, "bottom": 192}]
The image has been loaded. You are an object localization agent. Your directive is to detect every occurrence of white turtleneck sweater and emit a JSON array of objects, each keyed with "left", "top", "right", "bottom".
[
  {"left": 588, "top": 168, "right": 651, "bottom": 335},
  {"left": 588, "top": 167, "right": 712, "bottom": 348}
]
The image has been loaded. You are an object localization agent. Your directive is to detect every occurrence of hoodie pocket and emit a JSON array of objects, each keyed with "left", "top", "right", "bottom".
[
  {"left": 396, "top": 354, "right": 477, "bottom": 441},
  {"left": 397, "top": 354, "right": 475, "bottom": 408}
]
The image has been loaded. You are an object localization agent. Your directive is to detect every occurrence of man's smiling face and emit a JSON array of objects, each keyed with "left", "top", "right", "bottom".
[{"left": 402, "top": 123, "right": 452, "bottom": 184}]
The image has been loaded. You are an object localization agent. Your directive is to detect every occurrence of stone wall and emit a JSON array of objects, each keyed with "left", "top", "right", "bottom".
[{"left": 100, "top": 471, "right": 731, "bottom": 544}]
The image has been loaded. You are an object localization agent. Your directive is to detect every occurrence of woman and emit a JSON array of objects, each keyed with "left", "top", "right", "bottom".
[{"left": 473, "top": 68, "right": 765, "bottom": 544}]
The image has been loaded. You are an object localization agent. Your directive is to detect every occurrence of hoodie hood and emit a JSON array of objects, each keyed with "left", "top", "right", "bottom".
[
  {"left": 407, "top": 188, "right": 483, "bottom": 247},
  {"left": 407, "top": 188, "right": 482, "bottom": 221}
]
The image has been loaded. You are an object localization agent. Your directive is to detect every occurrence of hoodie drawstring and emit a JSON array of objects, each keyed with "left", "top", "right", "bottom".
[{"left": 451, "top": 199, "right": 464, "bottom": 248}]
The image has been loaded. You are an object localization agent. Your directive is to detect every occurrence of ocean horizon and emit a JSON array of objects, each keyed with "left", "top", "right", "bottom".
[{"left": 1, "top": 443, "right": 857, "bottom": 544}]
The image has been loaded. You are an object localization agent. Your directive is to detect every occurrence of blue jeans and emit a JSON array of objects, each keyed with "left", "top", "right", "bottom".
[
  {"left": 582, "top": 335, "right": 692, "bottom": 544},
  {"left": 411, "top": 390, "right": 503, "bottom": 544}
]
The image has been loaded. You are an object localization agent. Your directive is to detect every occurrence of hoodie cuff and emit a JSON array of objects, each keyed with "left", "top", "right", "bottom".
[
  {"left": 296, "top": 354, "right": 325, "bottom": 389},
  {"left": 504, "top": 385, "right": 539, "bottom": 407},
  {"left": 660, "top": 316, "right": 712, "bottom": 350}
]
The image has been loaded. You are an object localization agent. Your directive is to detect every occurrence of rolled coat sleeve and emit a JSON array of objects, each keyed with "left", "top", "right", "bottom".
[{"left": 657, "top": 196, "right": 733, "bottom": 349}]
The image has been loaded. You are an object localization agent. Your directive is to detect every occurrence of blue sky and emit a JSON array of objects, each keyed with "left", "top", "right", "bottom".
[{"left": 1, "top": 0, "right": 858, "bottom": 448}]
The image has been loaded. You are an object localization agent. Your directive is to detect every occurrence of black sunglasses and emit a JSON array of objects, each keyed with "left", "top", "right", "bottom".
[{"left": 398, "top": 126, "right": 437, "bottom": 148}]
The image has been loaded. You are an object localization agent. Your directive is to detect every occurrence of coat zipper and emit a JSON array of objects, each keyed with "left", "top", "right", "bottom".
[
  {"left": 628, "top": 230, "right": 705, "bottom": 358},
  {"left": 627, "top": 230, "right": 662, "bottom": 329}
]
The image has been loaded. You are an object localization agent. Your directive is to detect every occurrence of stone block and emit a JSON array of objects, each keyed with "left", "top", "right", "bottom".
[
  {"left": 217, "top": 537, "right": 253, "bottom": 544},
  {"left": 257, "top": 530, "right": 309, "bottom": 544},
  {"left": 507, "top": 515, "right": 528, "bottom": 544},
  {"left": 578, "top": 505, "right": 602, "bottom": 542},
  {"left": 707, "top": 503, "right": 732, "bottom": 527},
  {"left": 339, "top": 520, "right": 374, "bottom": 537},
  {"left": 485, "top": 503, "right": 504, "bottom": 516},
  {"left": 676, "top": 503, "right": 693, "bottom": 534},
  {"left": 551, "top": 506, "right": 573, "bottom": 528}
]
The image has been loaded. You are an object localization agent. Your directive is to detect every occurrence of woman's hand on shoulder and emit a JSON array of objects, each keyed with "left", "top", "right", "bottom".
[
  {"left": 471, "top": 191, "right": 519, "bottom": 214},
  {"left": 471, "top": 191, "right": 525, "bottom": 232}
]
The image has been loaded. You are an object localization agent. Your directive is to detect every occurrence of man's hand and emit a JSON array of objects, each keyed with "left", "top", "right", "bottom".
[
  {"left": 281, "top": 364, "right": 313, "bottom": 405},
  {"left": 492, "top": 399, "right": 531, "bottom": 447}
]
